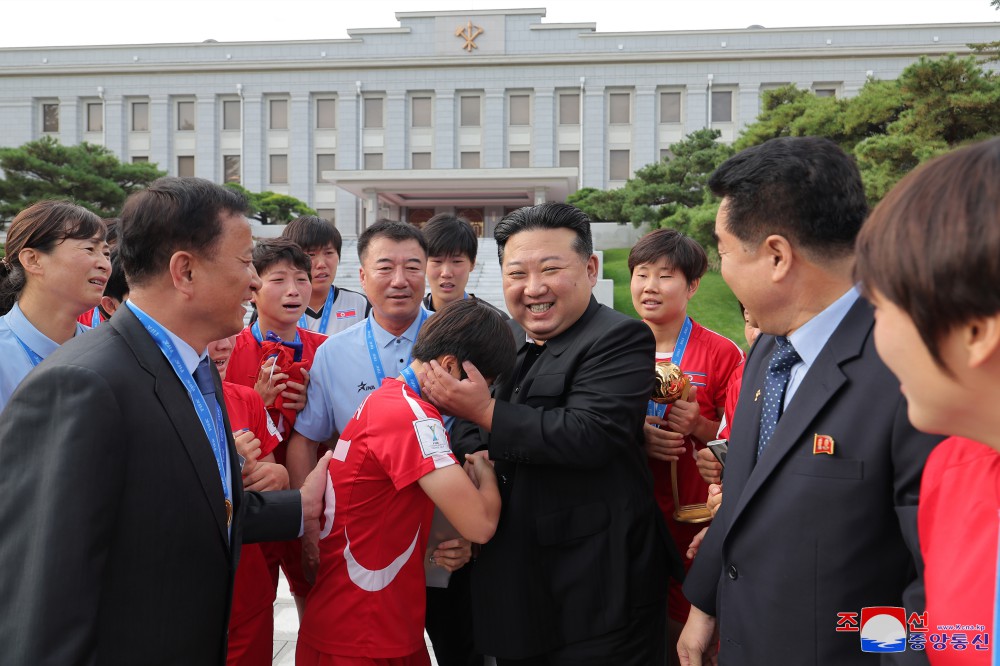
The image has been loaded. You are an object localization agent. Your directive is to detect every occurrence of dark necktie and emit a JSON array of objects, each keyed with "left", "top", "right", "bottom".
[
  {"left": 757, "top": 336, "right": 801, "bottom": 459},
  {"left": 193, "top": 357, "right": 225, "bottom": 461}
]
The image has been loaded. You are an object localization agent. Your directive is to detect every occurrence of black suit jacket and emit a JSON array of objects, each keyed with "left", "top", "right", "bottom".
[
  {"left": 0, "top": 306, "right": 301, "bottom": 665},
  {"left": 684, "top": 298, "right": 940, "bottom": 665},
  {"left": 453, "top": 297, "right": 682, "bottom": 659}
]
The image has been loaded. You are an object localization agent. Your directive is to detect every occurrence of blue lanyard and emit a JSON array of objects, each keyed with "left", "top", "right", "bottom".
[
  {"left": 89, "top": 307, "right": 101, "bottom": 327},
  {"left": 127, "top": 304, "right": 229, "bottom": 500},
  {"left": 299, "top": 286, "right": 336, "bottom": 333},
  {"left": 672, "top": 316, "right": 693, "bottom": 369},
  {"left": 12, "top": 333, "right": 43, "bottom": 367},
  {"left": 648, "top": 317, "right": 693, "bottom": 419},
  {"left": 400, "top": 366, "right": 422, "bottom": 395},
  {"left": 251, "top": 321, "right": 301, "bottom": 345},
  {"left": 365, "top": 310, "right": 428, "bottom": 385}
]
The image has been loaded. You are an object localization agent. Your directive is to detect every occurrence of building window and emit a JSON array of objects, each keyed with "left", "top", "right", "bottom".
[
  {"left": 132, "top": 156, "right": 149, "bottom": 163},
  {"left": 412, "top": 152, "right": 431, "bottom": 169},
  {"left": 412, "top": 96, "right": 432, "bottom": 128},
  {"left": 131, "top": 102, "right": 149, "bottom": 132},
  {"left": 177, "top": 156, "right": 195, "bottom": 177},
  {"left": 509, "top": 94, "right": 530, "bottom": 126},
  {"left": 460, "top": 152, "right": 480, "bottom": 169},
  {"left": 316, "top": 98, "right": 336, "bottom": 129},
  {"left": 42, "top": 103, "right": 59, "bottom": 132},
  {"left": 814, "top": 88, "right": 837, "bottom": 98},
  {"left": 223, "top": 100, "right": 241, "bottom": 130},
  {"left": 509, "top": 151, "right": 530, "bottom": 168},
  {"left": 224, "top": 155, "right": 241, "bottom": 183},
  {"left": 460, "top": 96, "right": 480, "bottom": 127},
  {"left": 660, "top": 92, "right": 682, "bottom": 123},
  {"left": 711, "top": 91, "right": 733, "bottom": 123},
  {"left": 316, "top": 154, "right": 336, "bottom": 182},
  {"left": 270, "top": 99, "right": 288, "bottom": 130},
  {"left": 558, "top": 93, "right": 580, "bottom": 125},
  {"left": 315, "top": 209, "right": 336, "bottom": 224},
  {"left": 270, "top": 154, "right": 288, "bottom": 184},
  {"left": 609, "top": 149, "right": 630, "bottom": 181},
  {"left": 364, "top": 153, "right": 383, "bottom": 170},
  {"left": 559, "top": 150, "right": 579, "bottom": 168},
  {"left": 609, "top": 93, "right": 631, "bottom": 124},
  {"left": 177, "top": 101, "right": 195, "bottom": 131},
  {"left": 86, "top": 103, "right": 103, "bottom": 132},
  {"left": 364, "top": 97, "right": 383, "bottom": 129}
]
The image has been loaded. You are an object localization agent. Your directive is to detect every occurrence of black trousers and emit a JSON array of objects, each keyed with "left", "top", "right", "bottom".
[
  {"left": 494, "top": 601, "right": 667, "bottom": 666},
  {"left": 425, "top": 563, "right": 483, "bottom": 666}
]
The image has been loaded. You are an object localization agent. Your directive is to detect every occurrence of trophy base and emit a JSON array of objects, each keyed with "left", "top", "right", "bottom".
[{"left": 673, "top": 504, "right": 713, "bottom": 524}]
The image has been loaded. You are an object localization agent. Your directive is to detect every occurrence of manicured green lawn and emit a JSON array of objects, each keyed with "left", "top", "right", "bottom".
[{"left": 603, "top": 248, "right": 748, "bottom": 349}]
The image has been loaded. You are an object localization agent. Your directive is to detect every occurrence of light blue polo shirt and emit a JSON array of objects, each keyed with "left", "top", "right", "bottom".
[
  {"left": 295, "top": 309, "right": 429, "bottom": 442},
  {"left": 0, "top": 302, "right": 89, "bottom": 413}
]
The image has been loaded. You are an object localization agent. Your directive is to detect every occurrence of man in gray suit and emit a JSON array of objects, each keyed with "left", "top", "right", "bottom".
[
  {"left": 0, "top": 178, "right": 331, "bottom": 665},
  {"left": 678, "top": 138, "right": 941, "bottom": 665}
]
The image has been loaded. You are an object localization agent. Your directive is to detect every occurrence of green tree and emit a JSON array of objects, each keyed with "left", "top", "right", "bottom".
[
  {"left": 737, "top": 55, "right": 1000, "bottom": 202},
  {"left": 569, "top": 129, "right": 733, "bottom": 235},
  {"left": 224, "top": 183, "right": 315, "bottom": 225},
  {"left": 0, "top": 136, "right": 164, "bottom": 221},
  {"left": 970, "top": 0, "right": 1000, "bottom": 62}
]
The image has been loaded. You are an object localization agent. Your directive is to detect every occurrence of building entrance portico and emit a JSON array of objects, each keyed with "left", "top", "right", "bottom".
[{"left": 322, "top": 167, "right": 578, "bottom": 237}]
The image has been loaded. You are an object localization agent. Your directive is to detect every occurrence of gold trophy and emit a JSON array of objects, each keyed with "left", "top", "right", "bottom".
[{"left": 651, "top": 361, "right": 713, "bottom": 524}]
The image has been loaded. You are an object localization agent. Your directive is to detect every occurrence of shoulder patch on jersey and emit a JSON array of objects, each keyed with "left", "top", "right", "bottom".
[{"left": 413, "top": 418, "right": 450, "bottom": 458}]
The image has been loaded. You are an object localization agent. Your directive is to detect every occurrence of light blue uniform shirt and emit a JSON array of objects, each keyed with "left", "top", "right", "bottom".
[
  {"left": 0, "top": 302, "right": 89, "bottom": 413},
  {"left": 295, "top": 310, "right": 429, "bottom": 442},
  {"left": 784, "top": 285, "right": 860, "bottom": 408}
]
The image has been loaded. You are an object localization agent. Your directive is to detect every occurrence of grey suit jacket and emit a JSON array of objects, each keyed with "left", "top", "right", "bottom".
[
  {"left": 684, "top": 298, "right": 940, "bottom": 665},
  {"left": 0, "top": 306, "right": 301, "bottom": 665}
]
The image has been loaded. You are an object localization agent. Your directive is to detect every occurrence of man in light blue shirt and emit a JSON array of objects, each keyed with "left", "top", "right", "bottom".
[{"left": 287, "top": 220, "right": 430, "bottom": 488}]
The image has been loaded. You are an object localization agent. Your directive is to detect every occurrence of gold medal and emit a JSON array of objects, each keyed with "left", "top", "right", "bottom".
[
  {"left": 652, "top": 361, "right": 690, "bottom": 405},
  {"left": 224, "top": 499, "right": 233, "bottom": 527}
]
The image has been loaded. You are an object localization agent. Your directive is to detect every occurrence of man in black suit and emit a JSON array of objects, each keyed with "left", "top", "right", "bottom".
[
  {"left": 0, "top": 178, "right": 331, "bottom": 665},
  {"left": 677, "top": 138, "right": 941, "bottom": 665},
  {"left": 423, "top": 202, "right": 682, "bottom": 665}
]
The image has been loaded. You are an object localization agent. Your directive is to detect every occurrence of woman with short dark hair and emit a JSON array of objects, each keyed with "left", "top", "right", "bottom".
[{"left": 856, "top": 137, "right": 1000, "bottom": 664}]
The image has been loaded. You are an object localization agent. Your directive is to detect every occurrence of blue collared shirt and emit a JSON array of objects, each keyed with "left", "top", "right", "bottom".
[
  {"left": 784, "top": 285, "right": 860, "bottom": 408},
  {"left": 0, "top": 302, "right": 89, "bottom": 412},
  {"left": 295, "top": 310, "right": 429, "bottom": 442}
]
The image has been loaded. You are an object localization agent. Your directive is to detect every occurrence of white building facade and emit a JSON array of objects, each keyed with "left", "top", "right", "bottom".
[{"left": 1, "top": 8, "right": 997, "bottom": 236}]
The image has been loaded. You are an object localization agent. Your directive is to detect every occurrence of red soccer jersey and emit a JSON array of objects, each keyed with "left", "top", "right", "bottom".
[
  {"left": 647, "top": 319, "right": 743, "bottom": 622},
  {"left": 919, "top": 436, "right": 999, "bottom": 665},
  {"left": 717, "top": 363, "right": 746, "bottom": 441},
  {"left": 225, "top": 326, "right": 326, "bottom": 444},
  {"left": 299, "top": 378, "right": 457, "bottom": 658},
  {"left": 221, "top": 382, "right": 282, "bottom": 631}
]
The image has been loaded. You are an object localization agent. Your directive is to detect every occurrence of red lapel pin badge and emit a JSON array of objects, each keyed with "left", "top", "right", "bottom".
[{"left": 813, "top": 434, "right": 835, "bottom": 455}]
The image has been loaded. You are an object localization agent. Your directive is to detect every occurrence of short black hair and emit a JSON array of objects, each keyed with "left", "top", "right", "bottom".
[
  {"left": 412, "top": 298, "right": 516, "bottom": 384},
  {"left": 628, "top": 228, "right": 708, "bottom": 284},
  {"left": 119, "top": 177, "right": 250, "bottom": 287},
  {"left": 103, "top": 248, "right": 129, "bottom": 303},
  {"left": 709, "top": 137, "right": 867, "bottom": 256},
  {"left": 357, "top": 219, "right": 427, "bottom": 264},
  {"left": 856, "top": 137, "right": 1000, "bottom": 367},
  {"left": 422, "top": 214, "right": 478, "bottom": 263},
  {"left": 493, "top": 202, "right": 593, "bottom": 264},
  {"left": 252, "top": 238, "right": 312, "bottom": 278},
  {"left": 282, "top": 215, "right": 342, "bottom": 256}
]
